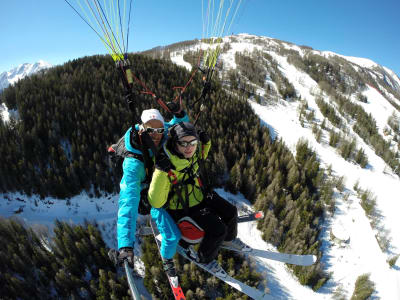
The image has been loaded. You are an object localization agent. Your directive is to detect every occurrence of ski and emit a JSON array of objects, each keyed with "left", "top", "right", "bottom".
[
  {"left": 237, "top": 210, "right": 264, "bottom": 223},
  {"left": 141, "top": 210, "right": 314, "bottom": 266},
  {"left": 150, "top": 230, "right": 272, "bottom": 299},
  {"left": 150, "top": 220, "right": 186, "bottom": 300},
  {"left": 124, "top": 260, "right": 142, "bottom": 300},
  {"left": 176, "top": 244, "right": 274, "bottom": 300},
  {"left": 107, "top": 249, "right": 141, "bottom": 300},
  {"left": 221, "top": 244, "right": 317, "bottom": 266},
  {"left": 137, "top": 211, "right": 264, "bottom": 236}
]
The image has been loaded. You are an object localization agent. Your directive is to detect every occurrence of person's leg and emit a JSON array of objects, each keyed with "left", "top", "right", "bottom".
[
  {"left": 205, "top": 191, "right": 238, "bottom": 241},
  {"left": 189, "top": 207, "right": 227, "bottom": 263},
  {"left": 151, "top": 207, "right": 181, "bottom": 259}
]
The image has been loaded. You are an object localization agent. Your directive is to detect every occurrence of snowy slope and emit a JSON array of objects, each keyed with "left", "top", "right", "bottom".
[
  {"left": 169, "top": 34, "right": 400, "bottom": 299},
  {"left": 0, "top": 191, "right": 152, "bottom": 299},
  {"left": 0, "top": 103, "right": 10, "bottom": 123}
]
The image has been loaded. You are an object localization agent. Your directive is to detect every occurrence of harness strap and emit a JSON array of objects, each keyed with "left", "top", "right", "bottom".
[
  {"left": 125, "top": 152, "right": 144, "bottom": 162},
  {"left": 167, "top": 169, "right": 189, "bottom": 213},
  {"left": 135, "top": 130, "right": 154, "bottom": 184},
  {"left": 168, "top": 170, "right": 178, "bottom": 185},
  {"left": 197, "top": 144, "right": 210, "bottom": 194},
  {"left": 165, "top": 149, "right": 207, "bottom": 213}
]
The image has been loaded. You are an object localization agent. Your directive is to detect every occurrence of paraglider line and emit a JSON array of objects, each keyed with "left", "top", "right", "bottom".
[
  {"left": 83, "top": 0, "right": 120, "bottom": 56},
  {"left": 63, "top": 0, "right": 113, "bottom": 51},
  {"left": 126, "top": 0, "right": 133, "bottom": 53},
  {"left": 93, "top": 0, "right": 125, "bottom": 59},
  {"left": 117, "top": 0, "right": 126, "bottom": 54}
]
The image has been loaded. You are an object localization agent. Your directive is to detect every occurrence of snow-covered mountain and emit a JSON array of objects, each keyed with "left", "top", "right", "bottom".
[
  {"left": 127, "top": 34, "right": 400, "bottom": 298},
  {"left": 167, "top": 33, "right": 400, "bottom": 299},
  {"left": 1, "top": 34, "right": 400, "bottom": 299},
  {"left": 0, "top": 60, "right": 52, "bottom": 91}
]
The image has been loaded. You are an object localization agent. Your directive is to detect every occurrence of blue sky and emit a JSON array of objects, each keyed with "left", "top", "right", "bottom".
[{"left": 1, "top": 1, "right": 399, "bottom": 76}]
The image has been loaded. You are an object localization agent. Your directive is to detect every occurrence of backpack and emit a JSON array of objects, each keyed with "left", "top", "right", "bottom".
[{"left": 108, "top": 131, "right": 153, "bottom": 215}]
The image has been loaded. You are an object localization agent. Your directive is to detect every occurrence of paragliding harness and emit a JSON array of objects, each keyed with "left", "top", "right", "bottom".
[
  {"left": 156, "top": 139, "right": 210, "bottom": 244},
  {"left": 107, "top": 128, "right": 156, "bottom": 215},
  {"left": 110, "top": 56, "right": 199, "bottom": 216},
  {"left": 112, "top": 52, "right": 214, "bottom": 235},
  {"left": 113, "top": 47, "right": 217, "bottom": 247},
  {"left": 173, "top": 154, "right": 209, "bottom": 245}
]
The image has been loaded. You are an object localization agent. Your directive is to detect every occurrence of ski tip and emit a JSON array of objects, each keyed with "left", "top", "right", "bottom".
[
  {"left": 312, "top": 255, "right": 317, "bottom": 264},
  {"left": 169, "top": 276, "right": 179, "bottom": 288},
  {"left": 169, "top": 277, "right": 186, "bottom": 299},
  {"left": 254, "top": 211, "right": 264, "bottom": 219},
  {"left": 303, "top": 254, "right": 318, "bottom": 266}
]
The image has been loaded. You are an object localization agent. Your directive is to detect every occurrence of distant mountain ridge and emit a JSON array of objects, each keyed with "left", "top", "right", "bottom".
[
  {"left": 0, "top": 60, "right": 52, "bottom": 91},
  {"left": 143, "top": 33, "right": 400, "bottom": 95}
]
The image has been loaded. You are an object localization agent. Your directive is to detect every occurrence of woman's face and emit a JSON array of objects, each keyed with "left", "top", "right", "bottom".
[
  {"left": 176, "top": 135, "right": 198, "bottom": 158},
  {"left": 143, "top": 119, "right": 164, "bottom": 147}
]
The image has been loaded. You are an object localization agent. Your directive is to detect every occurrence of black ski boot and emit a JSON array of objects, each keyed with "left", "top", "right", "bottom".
[
  {"left": 162, "top": 258, "right": 177, "bottom": 277},
  {"left": 186, "top": 245, "right": 200, "bottom": 262}
]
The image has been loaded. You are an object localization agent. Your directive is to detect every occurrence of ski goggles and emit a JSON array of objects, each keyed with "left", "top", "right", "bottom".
[
  {"left": 145, "top": 127, "right": 165, "bottom": 134},
  {"left": 176, "top": 139, "right": 198, "bottom": 147}
]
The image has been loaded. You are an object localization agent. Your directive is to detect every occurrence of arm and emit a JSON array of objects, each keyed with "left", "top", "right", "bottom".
[
  {"left": 148, "top": 168, "right": 172, "bottom": 208},
  {"left": 161, "top": 111, "right": 189, "bottom": 142},
  {"left": 167, "top": 110, "right": 189, "bottom": 128},
  {"left": 198, "top": 130, "right": 212, "bottom": 159},
  {"left": 166, "top": 97, "right": 190, "bottom": 127},
  {"left": 117, "top": 158, "right": 145, "bottom": 249}
]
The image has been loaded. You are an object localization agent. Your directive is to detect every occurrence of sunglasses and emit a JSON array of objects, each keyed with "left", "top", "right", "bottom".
[
  {"left": 176, "top": 139, "right": 198, "bottom": 147},
  {"left": 145, "top": 127, "right": 165, "bottom": 134}
]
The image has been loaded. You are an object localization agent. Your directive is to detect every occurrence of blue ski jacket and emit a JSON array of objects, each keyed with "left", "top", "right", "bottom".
[{"left": 117, "top": 112, "right": 189, "bottom": 249}]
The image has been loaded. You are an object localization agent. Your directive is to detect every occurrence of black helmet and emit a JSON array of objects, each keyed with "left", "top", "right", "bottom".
[{"left": 169, "top": 122, "right": 199, "bottom": 142}]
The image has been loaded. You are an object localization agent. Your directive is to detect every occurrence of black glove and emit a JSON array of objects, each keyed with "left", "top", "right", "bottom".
[
  {"left": 118, "top": 247, "right": 134, "bottom": 268},
  {"left": 155, "top": 151, "right": 173, "bottom": 172},
  {"left": 198, "top": 130, "right": 210, "bottom": 144},
  {"left": 166, "top": 101, "right": 179, "bottom": 113},
  {"left": 124, "top": 91, "right": 135, "bottom": 111},
  {"left": 140, "top": 131, "right": 158, "bottom": 156},
  {"left": 138, "top": 188, "right": 151, "bottom": 215},
  {"left": 166, "top": 101, "right": 185, "bottom": 118}
]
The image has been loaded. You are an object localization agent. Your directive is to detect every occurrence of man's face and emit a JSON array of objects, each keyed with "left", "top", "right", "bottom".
[{"left": 143, "top": 119, "right": 164, "bottom": 147}]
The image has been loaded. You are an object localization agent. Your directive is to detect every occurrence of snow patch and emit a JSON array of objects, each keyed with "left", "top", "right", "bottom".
[
  {"left": 170, "top": 52, "right": 192, "bottom": 71},
  {"left": 1, "top": 103, "right": 10, "bottom": 123}
]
